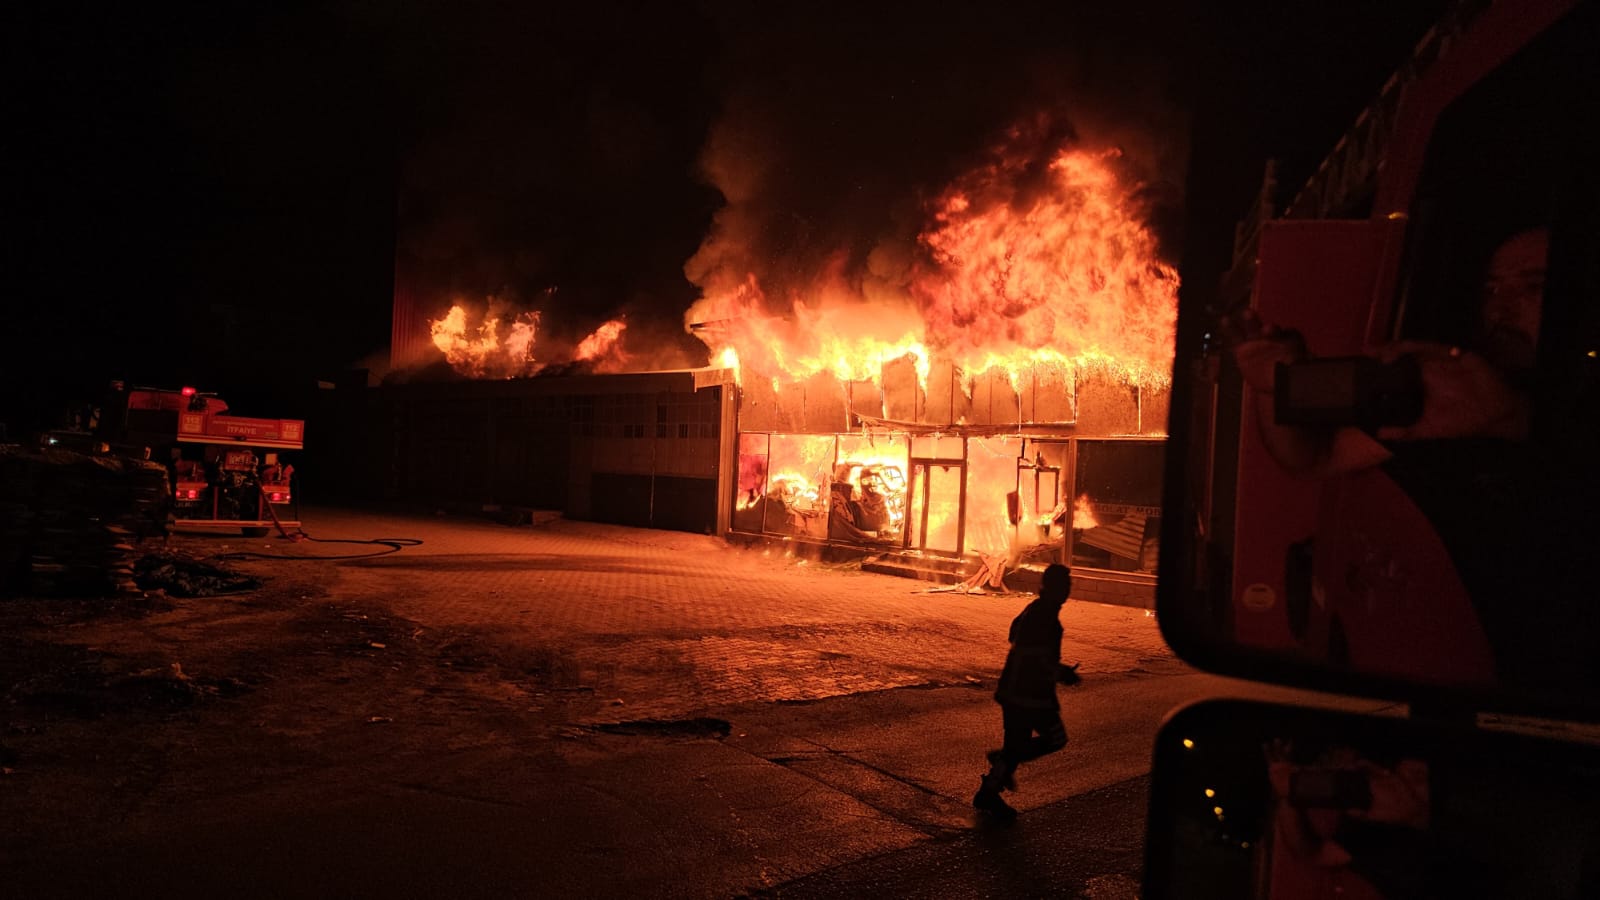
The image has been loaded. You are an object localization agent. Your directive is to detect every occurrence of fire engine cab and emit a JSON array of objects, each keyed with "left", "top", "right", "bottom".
[
  {"left": 1172, "top": 0, "right": 1598, "bottom": 699},
  {"left": 98, "top": 382, "right": 303, "bottom": 537}
]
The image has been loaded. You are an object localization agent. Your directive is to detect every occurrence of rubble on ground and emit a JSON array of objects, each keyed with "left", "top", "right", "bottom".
[{"left": 133, "top": 553, "right": 259, "bottom": 598}]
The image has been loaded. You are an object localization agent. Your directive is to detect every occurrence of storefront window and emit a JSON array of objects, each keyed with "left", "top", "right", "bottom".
[
  {"left": 965, "top": 437, "right": 1022, "bottom": 557},
  {"left": 732, "top": 432, "right": 770, "bottom": 534},
  {"left": 912, "top": 463, "right": 963, "bottom": 554},
  {"left": 1072, "top": 439, "right": 1164, "bottom": 574},
  {"left": 1017, "top": 439, "right": 1069, "bottom": 565},
  {"left": 911, "top": 434, "right": 965, "bottom": 460},
  {"left": 762, "top": 434, "right": 834, "bottom": 539},
  {"left": 905, "top": 434, "right": 964, "bottom": 555},
  {"left": 834, "top": 434, "right": 907, "bottom": 545}
]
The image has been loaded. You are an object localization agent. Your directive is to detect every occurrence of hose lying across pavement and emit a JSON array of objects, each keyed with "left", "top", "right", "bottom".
[
  {"left": 209, "top": 485, "right": 424, "bottom": 561},
  {"left": 212, "top": 533, "right": 424, "bottom": 562}
]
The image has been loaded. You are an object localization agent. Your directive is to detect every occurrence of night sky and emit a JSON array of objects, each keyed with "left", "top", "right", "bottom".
[{"left": 7, "top": 1, "right": 1445, "bottom": 429}]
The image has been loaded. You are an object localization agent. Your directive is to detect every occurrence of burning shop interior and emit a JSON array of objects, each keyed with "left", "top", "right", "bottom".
[
  {"left": 683, "top": 120, "right": 1177, "bottom": 605},
  {"left": 705, "top": 354, "right": 1170, "bottom": 606}
]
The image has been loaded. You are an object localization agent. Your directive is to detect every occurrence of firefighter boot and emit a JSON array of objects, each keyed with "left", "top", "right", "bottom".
[
  {"left": 985, "top": 749, "right": 1017, "bottom": 791},
  {"left": 972, "top": 778, "right": 1017, "bottom": 821}
]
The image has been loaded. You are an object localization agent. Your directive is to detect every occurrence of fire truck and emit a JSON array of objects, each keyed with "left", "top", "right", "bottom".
[
  {"left": 1171, "top": 0, "right": 1597, "bottom": 696},
  {"left": 90, "top": 382, "right": 304, "bottom": 537}
]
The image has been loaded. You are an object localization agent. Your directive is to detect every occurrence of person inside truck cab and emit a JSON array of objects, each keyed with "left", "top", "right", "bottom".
[
  {"left": 1230, "top": 225, "right": 1548, "bottom": 477},
  {"left": 1475, "top": 226, "right": 1548, "bottom": 375},
  {"left": 1233, "top": 222, "right": 1600, "bottom": 693}
]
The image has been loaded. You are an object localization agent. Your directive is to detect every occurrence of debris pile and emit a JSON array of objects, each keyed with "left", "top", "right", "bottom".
[
  {"left": 110, "top": 662, "right": 249, "bottom": 708},
  {"left": 133, "top": 553, "right": 259, "bottom": 597},
  {"left": 13, "top": 660, "right": 250, "bottom": 718},
  {"left": 0, "top": 445, "right": 170, "bottom": 598}
]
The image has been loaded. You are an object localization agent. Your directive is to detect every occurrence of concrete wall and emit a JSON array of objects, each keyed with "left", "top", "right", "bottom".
[{"left": 1071, "top": 572, "right": 1158, "bottom": 610}]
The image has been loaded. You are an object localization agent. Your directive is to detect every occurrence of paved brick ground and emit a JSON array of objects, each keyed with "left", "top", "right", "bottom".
[
  {"left": 9, "top": 507, "right": 1395, "bottom": 899},
  {"left": 229, "top": 507, "right": 1183, "bottom": 722}
]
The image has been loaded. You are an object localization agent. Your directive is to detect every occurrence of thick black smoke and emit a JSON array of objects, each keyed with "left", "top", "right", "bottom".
[
  {"left": 395, "top": 1, "right": 1197, "bottom": 369},
  {"left": 681, "top": 2, "right": 1195, "bottom": 325}
]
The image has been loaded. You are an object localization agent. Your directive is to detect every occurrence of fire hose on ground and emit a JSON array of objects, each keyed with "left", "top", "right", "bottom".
[{"left": 208, "top": 484, "right": 423, "bottom": 562}]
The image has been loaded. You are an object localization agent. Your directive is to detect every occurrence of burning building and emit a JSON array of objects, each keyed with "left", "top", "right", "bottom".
[{"left": 374, "top": 114, "right": 1176, "bottom": 607}]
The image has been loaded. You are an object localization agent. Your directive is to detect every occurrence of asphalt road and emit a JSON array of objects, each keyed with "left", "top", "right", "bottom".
[{"left": 1, "top": 507, "right": 1387, "bottom": 898}]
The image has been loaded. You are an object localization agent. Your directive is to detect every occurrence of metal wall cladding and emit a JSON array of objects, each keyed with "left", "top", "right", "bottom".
[
  {"left": 333, "top": 372, "right": 722, "bottom": 534},
  {"left": 734, "top": 357, "right": 1166, "bottom": 437}
]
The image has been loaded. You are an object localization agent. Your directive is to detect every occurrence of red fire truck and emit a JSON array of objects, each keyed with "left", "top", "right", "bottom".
[
  {"left": 1173, "top": 0, "right": 1596, "bottom": 698},
  {"left": 93, "top": 383, "right": 304, "bottom": 537}
]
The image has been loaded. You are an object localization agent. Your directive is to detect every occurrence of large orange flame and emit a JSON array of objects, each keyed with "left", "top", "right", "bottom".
[
  {"left": 573, "top": 317, "right": 630, "bottom": 373},
  {"left": 1072, "top": 494, "right": 1100, "bottom": 531},
  {"left": 685, "top": 121, "right": 1177, "bottom": 396},
  {"left": 913, "top": 146, "right": 1178, "bottom": 387},
  {"left": 686, "top": 276, "right": 932, "bottom": 391},
  {"left": 430, "top": 303, "right": 541, "bottom": 379},
  {"left": 428, "top": 301, "right": 639, "bottom": 378}
]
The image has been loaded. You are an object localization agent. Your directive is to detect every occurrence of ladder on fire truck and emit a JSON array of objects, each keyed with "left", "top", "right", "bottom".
[{"left": 1221, "top": 0, "right": 1491, "bottom": 301}]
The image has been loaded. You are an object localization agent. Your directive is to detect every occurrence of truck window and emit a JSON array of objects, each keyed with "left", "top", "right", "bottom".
[{"left": 1396, "top": 2, "right": 1598, "bottom": 377}]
